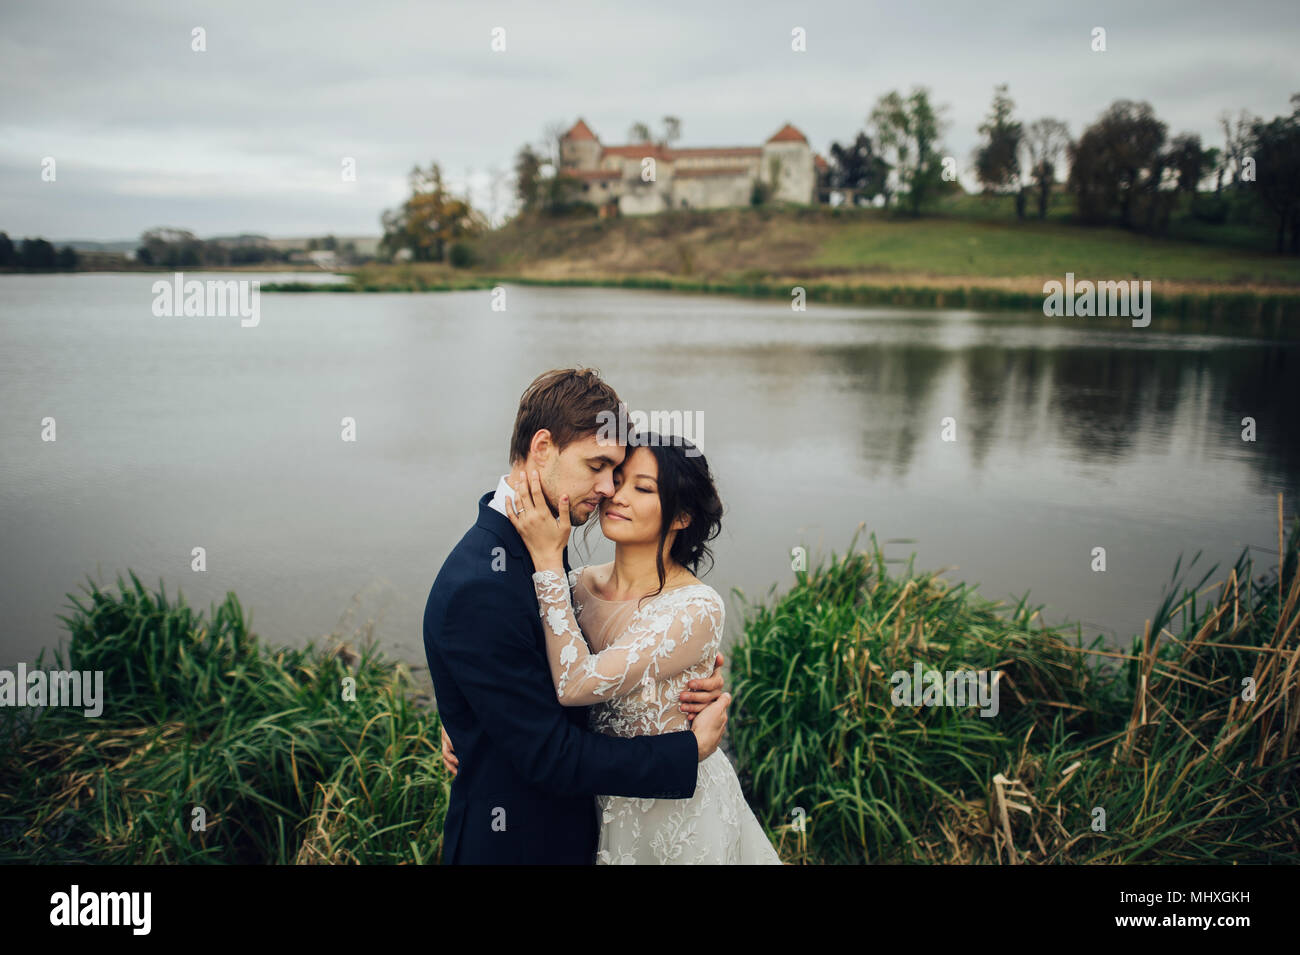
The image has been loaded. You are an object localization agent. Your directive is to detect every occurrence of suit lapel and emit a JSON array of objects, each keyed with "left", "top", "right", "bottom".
[
  {"left": 474, "top": 491, "right": 526, "bottom": 560},
  {"left": 473, "top": 489, "right": 576, "bottom": 652},
  {"left": 475, "top": 490, "right": 574, "bottom": 582}
]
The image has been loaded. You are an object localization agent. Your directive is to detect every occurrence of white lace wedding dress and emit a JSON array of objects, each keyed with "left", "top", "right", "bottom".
[{"left": 531, "top": 564, "right": 781, "bottom": 865}]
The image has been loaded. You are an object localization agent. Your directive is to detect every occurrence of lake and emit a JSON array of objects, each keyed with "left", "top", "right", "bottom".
[{"left": 1, "top": 272, "right": 1296, "bottom": 674}]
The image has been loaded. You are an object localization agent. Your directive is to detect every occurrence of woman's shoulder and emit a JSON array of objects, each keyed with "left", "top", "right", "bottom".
[
  {"left": 571, "top": 561, "right": 613, "bottom": 589},
  {"left": 642, "top": 582, "right": 724, "bottom": 643},
  {"left": 653, "top": 578, "right": 724, "bottom": 613}
]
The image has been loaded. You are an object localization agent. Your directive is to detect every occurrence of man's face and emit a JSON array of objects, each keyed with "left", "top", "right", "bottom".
[{"left": 534, "top": 431, "right": 626, "bottom": 525}]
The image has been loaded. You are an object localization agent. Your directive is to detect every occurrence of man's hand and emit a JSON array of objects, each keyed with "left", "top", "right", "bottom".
[
  {"left": 440, "top": 725, "right": 459, "bottom": 777},
  {"left": 690, "top": 692, "right": 731, "bottom": 762},
  {"left": 679, "top": 652, "right": 725, "bottom": 722}
]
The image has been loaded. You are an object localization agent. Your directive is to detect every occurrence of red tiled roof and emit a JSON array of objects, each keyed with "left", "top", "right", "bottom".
[
  {"left": 601, "top": 144, "right": 674, "bottom": 160},
  {"left": 813, "top": 153, "right": 829, "bottom": 170},
  {"left": 563, "top": 119, "right": 599, "bottom": 142},
  {"left": 601, "top": 144, "right": 761, "bottom": 162},
  {"left": 674, "top": 166, "right": 752, "bottom": 178},
  {"left": 766, "top": 123, "right": 808, "bottom": 144},
  {"left": 671, "top": 146, "right": 763, "bottom": 158}
]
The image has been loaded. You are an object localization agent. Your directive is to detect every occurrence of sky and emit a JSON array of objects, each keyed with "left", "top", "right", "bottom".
[{"left": 1, "top": 0, "right": 1297, "bottom": 241}]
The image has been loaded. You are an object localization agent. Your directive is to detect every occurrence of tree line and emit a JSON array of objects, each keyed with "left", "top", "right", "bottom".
[
  {"left": 823, "top": 85, "right": 1300, "bottom": 253},
  {"left": 369, "top": 88, "right": 1300, "bottom": 264},
  {"left": 0, "top": 233, "right": 79, "bottom": 269},
  {"left": 134, "top": 229, "right": 288, "bottom": 267}
]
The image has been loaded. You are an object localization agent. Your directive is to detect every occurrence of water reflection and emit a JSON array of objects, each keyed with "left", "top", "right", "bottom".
[{"left": 0, "top": 277, "right": 1295, "bottom": 673}]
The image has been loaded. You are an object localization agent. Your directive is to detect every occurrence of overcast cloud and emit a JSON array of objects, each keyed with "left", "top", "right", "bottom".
[{"left": 1, "top": 0, "right": 1296, "bottom": 240}]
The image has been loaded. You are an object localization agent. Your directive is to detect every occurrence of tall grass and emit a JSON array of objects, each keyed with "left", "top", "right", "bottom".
[
  {"left": 0, "top": 572, "right": 448, "bottom": 864},
  {"left": 5, "top": 510, "right": 1296, "bottom": 864},
  {"left": 730, "top": 512, "right": 1300, "bottom": 864}
]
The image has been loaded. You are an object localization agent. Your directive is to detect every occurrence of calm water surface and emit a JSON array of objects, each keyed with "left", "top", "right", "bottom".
[{"left": 1, "top": 272, "right": 1296, "bottom": 671}]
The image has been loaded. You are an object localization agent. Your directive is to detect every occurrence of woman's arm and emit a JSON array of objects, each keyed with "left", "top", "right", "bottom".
[
  {"left": 501, "top": 468, "right": 726, "bottom": 707},
  {"left": 531, "top": 569, "right": 724, "bottom": 706}
]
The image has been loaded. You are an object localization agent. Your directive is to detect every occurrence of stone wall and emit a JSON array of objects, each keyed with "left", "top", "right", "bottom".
[
  {"left": 670, "top": 173, "right": 753, "bottom": 210},
  {"left": 761, "top": 142, "right": 815, "bottom": 203}
]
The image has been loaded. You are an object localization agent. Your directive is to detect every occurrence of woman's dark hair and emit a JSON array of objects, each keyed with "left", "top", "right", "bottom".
[{"left": 585, "top": 431, "right": 723, "bottom": 610}]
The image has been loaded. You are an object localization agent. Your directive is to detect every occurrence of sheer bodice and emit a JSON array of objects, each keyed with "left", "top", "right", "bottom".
[
  {"left": 528, "top": 562, "right": 783, "bottom": 864},
  {"left": 530, "top": 564, "right": 724, "bottom": 739}
]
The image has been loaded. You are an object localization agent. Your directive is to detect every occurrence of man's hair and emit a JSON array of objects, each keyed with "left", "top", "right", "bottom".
[{"left": 509, "top": 367, "right": 624, "bottom": 465}]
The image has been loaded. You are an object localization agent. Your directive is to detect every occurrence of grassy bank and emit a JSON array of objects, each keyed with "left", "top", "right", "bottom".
[
  {"left": 0, "top": 576, "right": 447, "bottom": 863},
  {"left": 473, "top": 205, "right": 1300, "bottom": 287},
  {"left": 731, "top": 511, "right": 1300, "bottom": 864},
  {"left": 3, "top": 508, "right": 1296, "bottom": 864},
  {"left": 262, "top": 207, "right": 1300, "bottom": 337}
]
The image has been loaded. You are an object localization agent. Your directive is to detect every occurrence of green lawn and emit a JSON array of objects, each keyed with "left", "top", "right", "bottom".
[{"left": 811, "top": 214, "right": 1300, "bottom": 285}]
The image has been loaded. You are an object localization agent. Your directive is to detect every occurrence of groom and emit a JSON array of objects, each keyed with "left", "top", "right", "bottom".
[{"left": 423, "top": 367, "right": 732, "bottom": 864}]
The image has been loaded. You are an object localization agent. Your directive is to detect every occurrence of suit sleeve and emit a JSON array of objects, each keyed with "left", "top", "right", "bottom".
[{"left": 437, "top": 578, "right": 698, "bottom": 799}]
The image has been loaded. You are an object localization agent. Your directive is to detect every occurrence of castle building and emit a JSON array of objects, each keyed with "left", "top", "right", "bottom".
[{"left": 559, "top": 118, "right": 822, "bottom": 215}]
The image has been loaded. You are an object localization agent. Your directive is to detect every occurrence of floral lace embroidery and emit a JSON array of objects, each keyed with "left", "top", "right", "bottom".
[
  {"left": 531, "top": 565, "right": 781, "bottom": 865},
  {"left": 531, "top": 567, "right": 724, "bottom": 734},
  {"left": 595, "top": 749, "right": 773, "bottom": 864}
]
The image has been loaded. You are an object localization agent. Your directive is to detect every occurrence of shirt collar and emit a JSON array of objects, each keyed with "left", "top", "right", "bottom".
[
  {"left": 478, "top": 480, "right": 572, "bottom": 576},
  {"left": 487, "top": 474, "right": 517, "bottom": 517}
]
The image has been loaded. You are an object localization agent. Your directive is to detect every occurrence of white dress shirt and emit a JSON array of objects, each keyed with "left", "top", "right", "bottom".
[{"left": 487, "top": 474, "right": 518, "bottom": 517}]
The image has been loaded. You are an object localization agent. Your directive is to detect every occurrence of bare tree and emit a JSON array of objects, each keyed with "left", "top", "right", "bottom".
[
  {"left": 1023, "top": 118, "right": 1070, "bottom": 219},
  {"left": 541, "top": 119, "right": 569, "bottom": 173},
  {"left": 626, "top": 118, "right": 681, "bottom": 148},
  {"left": 1219, "top": 108, "right": 1253, "bottom": 185},
  {"left": 628, "top": 121, "right": 653, "bottom": 143},
  {"left": 1200, "top": 146, "right": 1224, "bottom": 193},
  {"left": 661, "top": 116, "right": 682, "bottom": 148}
]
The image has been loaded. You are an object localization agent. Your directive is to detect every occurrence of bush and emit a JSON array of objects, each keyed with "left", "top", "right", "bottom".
[
  {"left": 1191, "top": 193, "right": 1230, "bottom": 225},
  {"left": 448, "top": 242, "right": 475, "bottom": 268}
]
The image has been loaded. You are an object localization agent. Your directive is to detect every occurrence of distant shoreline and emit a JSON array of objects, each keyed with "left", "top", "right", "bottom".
[
  {"left": 0, "top": 264, "right": 339, "bottom": 274},
  {"left": 256, "top": 269, "right": 1300, "bottom": 341},
  {"left": 5, "top": 264, "right": 1296, "bottom": 338}
]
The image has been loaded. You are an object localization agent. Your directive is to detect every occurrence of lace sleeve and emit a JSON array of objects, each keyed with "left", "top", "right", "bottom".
[{"left": 531, "top": 570, "right": 723, "bottom": 707}]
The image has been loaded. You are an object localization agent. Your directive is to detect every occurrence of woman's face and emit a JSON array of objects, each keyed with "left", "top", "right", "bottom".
[{"left": 599, "top": 446, "right": 661, "bottom": 543}]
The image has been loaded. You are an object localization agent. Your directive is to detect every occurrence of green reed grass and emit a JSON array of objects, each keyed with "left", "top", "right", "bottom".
[
  {"left": 730, "top": 517, "right": 1300, "bottom": 864},
  {"left": 4, "top": 512, "right": 1296, "bottom": 865},
  {"left": 0, "top": 571, "right": 448, "bottom": 864}
]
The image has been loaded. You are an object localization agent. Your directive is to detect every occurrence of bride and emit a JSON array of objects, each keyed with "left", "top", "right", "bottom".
[{"left": 504, "top": 433, "right": 782, "bottom": 865}]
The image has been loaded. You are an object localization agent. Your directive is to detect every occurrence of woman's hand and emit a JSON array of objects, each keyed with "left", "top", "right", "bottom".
[
  {"left": 503, "top": 469, "right": 571, "bottom": 570},
  {"left": 440, "top": 725, "right": 458, "bottom": 776}
]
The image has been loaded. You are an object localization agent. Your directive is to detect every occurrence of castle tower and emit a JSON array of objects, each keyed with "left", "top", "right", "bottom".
[
  {"left": 559, "top": 118, "right": 602, "bottom": 171},
  {"left": 761, "top": 122, "right": 815, "bottom": 203}
]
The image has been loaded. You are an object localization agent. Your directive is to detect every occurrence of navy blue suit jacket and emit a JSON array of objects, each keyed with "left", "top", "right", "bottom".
[{"left": 423, "top": 491, "right": 699, "bottom": 864}]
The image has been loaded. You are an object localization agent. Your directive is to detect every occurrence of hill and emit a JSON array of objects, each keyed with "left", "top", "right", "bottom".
[{"left": 470, "top": 204, "right": 1300, "bottom": 296}]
